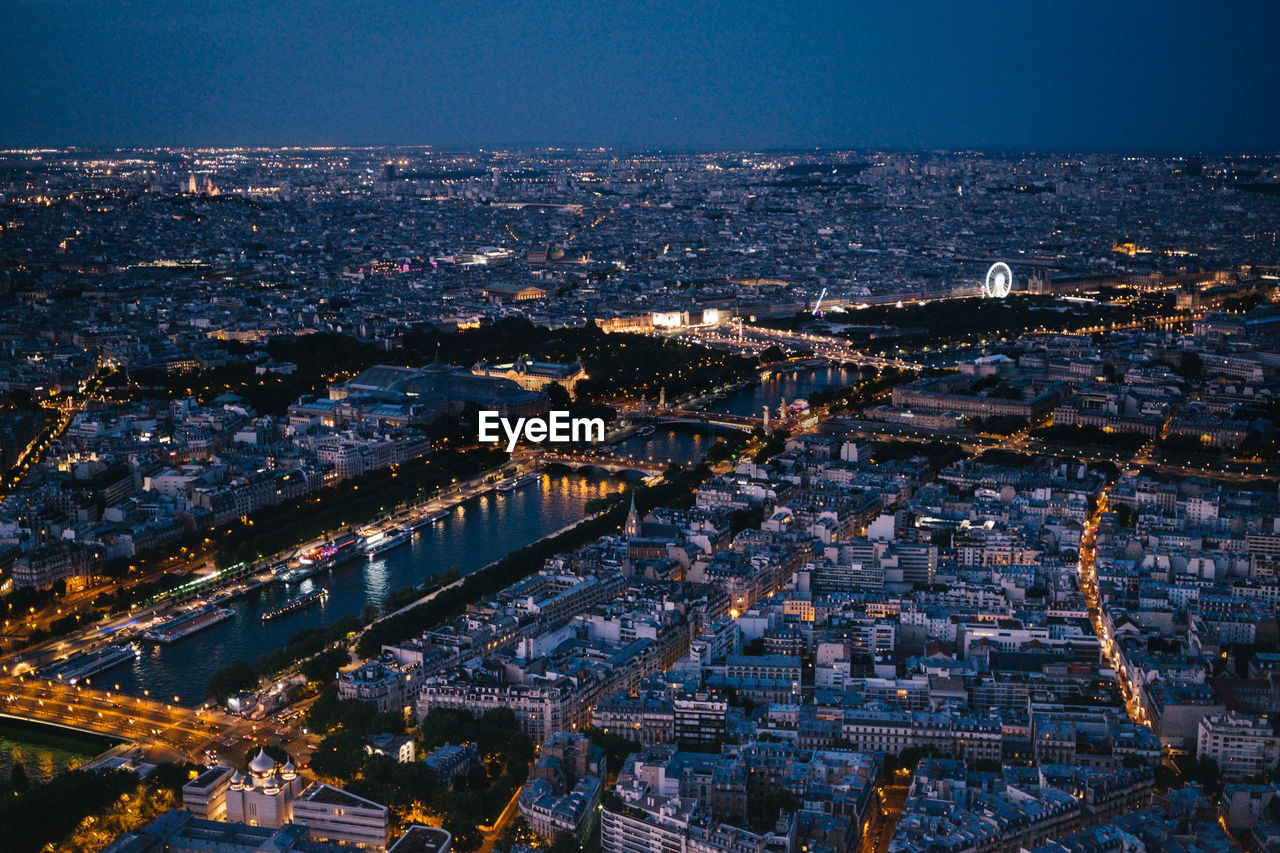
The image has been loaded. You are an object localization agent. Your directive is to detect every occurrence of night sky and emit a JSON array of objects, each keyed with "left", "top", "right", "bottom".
[{"left": 2, "top": 0, "right": 1278, "bottom": 151}]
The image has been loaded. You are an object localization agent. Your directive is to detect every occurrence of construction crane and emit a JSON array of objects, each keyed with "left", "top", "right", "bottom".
[{"left": 811, "top": 287, "right": 828, "bottom": 316}]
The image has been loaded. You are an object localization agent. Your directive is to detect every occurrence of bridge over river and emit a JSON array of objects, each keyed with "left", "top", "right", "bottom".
[
  {"left": 0, "top": 675, "right": 262, "bottom": 759},
  {"left": 538, "top": 450, "right": 669, "bottom": 476}
]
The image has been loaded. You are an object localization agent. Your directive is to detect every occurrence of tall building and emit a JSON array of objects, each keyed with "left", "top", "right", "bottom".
[
  {"left": 519, "top": 732, "right": 606, "bottom": 842},
  {"left": 338, "top": 660, "right": 415, "bottom": 714},
  {"left": 673, "top": 693, "right": 729, "bottom": 747},
  {"left": 1197, "top": 713, "right": 1280, "bottom": 780}
]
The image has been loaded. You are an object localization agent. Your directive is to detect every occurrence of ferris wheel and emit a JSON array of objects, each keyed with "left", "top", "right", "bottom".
[{"left": 983, "top": 262, "right": 1013, "bottom": 299}]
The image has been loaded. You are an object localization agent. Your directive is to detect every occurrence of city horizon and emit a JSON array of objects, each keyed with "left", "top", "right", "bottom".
[{"left": 7, "top": 143, "right": 1280, "bottom": 157}]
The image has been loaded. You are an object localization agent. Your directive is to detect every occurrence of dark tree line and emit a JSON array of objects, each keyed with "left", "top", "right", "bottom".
[{"left": 0, "top": 763, "right": 194, "bottom": 853}]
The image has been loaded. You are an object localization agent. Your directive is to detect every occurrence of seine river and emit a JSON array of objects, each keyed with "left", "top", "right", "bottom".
[
  {"left": 710, "top": 366, "right": 856, "bottom": 418},
  {"left": 99, "top": 367, "right": 856, "bottom": 704}
]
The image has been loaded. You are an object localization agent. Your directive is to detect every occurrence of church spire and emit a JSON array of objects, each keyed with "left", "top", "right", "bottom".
[{"left": 625, "top": 493, "right": 640, "bottom": 538}]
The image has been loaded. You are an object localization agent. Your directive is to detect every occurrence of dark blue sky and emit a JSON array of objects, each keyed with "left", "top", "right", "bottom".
[{"left": 2, "top": 0, "right": 1278, "bottom": 151}]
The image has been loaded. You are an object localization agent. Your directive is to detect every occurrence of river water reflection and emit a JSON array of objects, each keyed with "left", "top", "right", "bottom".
[{"left": 105, "top": 367, "right": 856, "bottom": 703}]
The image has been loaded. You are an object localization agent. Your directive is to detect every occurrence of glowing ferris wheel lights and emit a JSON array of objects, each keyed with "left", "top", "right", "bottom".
[{"left": 983, "top": 262, "right": 1013, "bottom": 299}]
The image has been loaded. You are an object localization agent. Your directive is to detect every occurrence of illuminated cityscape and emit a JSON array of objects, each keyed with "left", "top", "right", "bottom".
[{"left": 1, "top": 5, "right": 1280, "bottom": 853}]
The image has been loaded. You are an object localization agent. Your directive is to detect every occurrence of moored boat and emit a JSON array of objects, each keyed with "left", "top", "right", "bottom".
[
  {"left": 143, "top": 605, "right": 234, "bottom": 643},
  {"left": 262, "top": 589, "right": 328, "bottom": 621},
  {"left": 366, "top": 528, "right": 411, "bottom": 558}
]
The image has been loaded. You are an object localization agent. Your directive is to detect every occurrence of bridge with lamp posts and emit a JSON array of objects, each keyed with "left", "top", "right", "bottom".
[
  {"left": 0, "top": 674, "right": 236, "bottom": 753},
  {"left": 0, "top": 674, "right": 315, "bottom": 768},
  {"left": 538, "top": 450, "right": 669, "bottom": 476},
  {"left": 613, "top": 402, "right": 764, "bottom": 434},
  {"left": 650, "top": 410, "right": 763, "bottom": 432}
]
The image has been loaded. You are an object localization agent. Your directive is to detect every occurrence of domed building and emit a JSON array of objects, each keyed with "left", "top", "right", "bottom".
[
  {"left": 183, "top": 750, "right": 392, "bottom": 848},
  {"left": 224, "top": 749, "right": 302, "bottom": 828}
]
